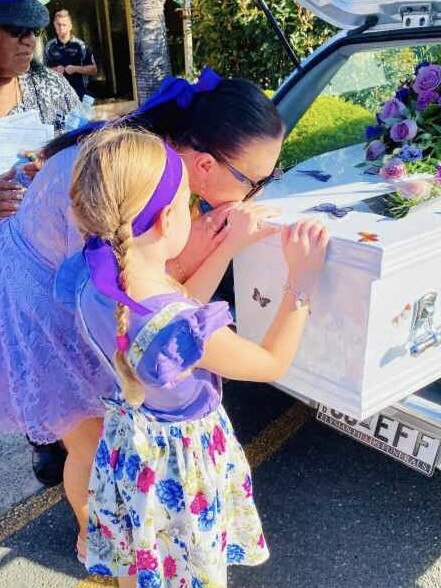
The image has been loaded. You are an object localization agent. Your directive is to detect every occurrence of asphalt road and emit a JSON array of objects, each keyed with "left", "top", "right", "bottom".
[{"left": 1, "top": 381, "right": 441, "bottom": 588}]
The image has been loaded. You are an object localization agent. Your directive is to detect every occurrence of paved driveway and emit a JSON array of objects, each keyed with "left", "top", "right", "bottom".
[{"left": 1, "top": 381, "right": 441, "bottom": 588}]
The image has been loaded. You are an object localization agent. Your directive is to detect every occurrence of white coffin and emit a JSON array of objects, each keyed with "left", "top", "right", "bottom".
[{"left": 233, "top": 144, "right": 441, "bottom": 420}]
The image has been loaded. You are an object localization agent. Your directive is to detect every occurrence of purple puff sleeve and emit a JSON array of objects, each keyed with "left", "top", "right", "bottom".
[{"left": 136, "top": 301, "right": 233, "bottom": 388}]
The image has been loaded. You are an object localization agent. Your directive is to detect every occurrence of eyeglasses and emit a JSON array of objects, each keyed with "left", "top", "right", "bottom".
[
  {"left": 0, "top": 25, "right": 44, "bottom": 39},
  {"left": 221, "top": 158, "right": 284, "bottom": 201}
]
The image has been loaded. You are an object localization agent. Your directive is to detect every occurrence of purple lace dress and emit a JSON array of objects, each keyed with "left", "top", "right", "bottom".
[{"left": 0, "top": 146, "right": 114, "bottom": 443}]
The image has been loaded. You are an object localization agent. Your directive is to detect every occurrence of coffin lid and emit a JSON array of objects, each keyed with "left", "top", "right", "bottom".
[
  {"left": 261, "top": 144, "right": 441, "bottom": 279},
  {"left": 296, "top": 0, "right": 441, "bottom": 30}
]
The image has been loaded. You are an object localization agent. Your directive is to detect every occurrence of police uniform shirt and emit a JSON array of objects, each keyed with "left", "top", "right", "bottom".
[{"left": 44, "top": 36, "right": 95, "bottom": 99}]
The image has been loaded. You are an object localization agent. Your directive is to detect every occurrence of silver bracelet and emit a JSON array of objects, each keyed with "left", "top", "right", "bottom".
[{"left": 283, "top": 282, "right": 311, "bottom": 315}]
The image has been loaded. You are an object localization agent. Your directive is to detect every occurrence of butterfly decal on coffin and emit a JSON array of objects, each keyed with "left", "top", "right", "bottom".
[
  {"left": 252, "top": 288, "right": 271, "bottom": 308},
  {"left": 311, "top": 202, "right": 353, "bottom": 218},
  {"left": 358, "top": 231, "right": 379, "bottom": 243}
]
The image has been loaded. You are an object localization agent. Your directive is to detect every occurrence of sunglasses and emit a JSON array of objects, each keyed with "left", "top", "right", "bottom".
[
  {"left": 1, "top": 25, "right": 44, "bottom": 39},
  {"left": 220, "top": 158, "right": 284, "bottom": 201}
]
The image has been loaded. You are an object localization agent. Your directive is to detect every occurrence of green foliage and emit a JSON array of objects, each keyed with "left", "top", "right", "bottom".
[
  {"left": 279, "top": 95, "right": 374, "bottom": 168},
  {"left": 190, "top": 0, "right": 335, "bottom": 89}
]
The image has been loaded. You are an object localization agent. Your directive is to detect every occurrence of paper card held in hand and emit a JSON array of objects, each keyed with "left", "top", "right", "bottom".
[{"left": 0, "top": 111, "right": 54, "bottom": 174}]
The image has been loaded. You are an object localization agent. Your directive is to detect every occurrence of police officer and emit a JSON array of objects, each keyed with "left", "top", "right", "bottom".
[{"left": 44, "top": 9, "right": 97, "bottom": 99}]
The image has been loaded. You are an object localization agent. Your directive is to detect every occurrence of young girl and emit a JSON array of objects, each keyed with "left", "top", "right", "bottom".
[{"left": 70, "top": 127, "right": 328, "bottom": 588}]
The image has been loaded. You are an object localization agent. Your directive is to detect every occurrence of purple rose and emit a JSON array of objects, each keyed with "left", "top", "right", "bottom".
[
  {"left": 413, "top": 64, "right": 441, "bottom": 94},
  {"left": 400, "top": 145, "right": 423, "bottom": 162},
  {"left": 415, "top": 90, "right": 439, "bottom": 111},
  {"left": 390, "top": 119, "right": 418, "bottom": 142},
  {"left": 379, "top": 158, "right": 407, "bottom": 181},
  {"left": 378, "top": 98, "right": 407, "bottom": 122},
  {"left": 366, "top": 140, "right": 386, "bottom": 161}
]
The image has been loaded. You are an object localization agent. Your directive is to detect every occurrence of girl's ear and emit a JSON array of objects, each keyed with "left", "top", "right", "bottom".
[{"left": 155, "top": 204, "right": 173, "bottom": 236}]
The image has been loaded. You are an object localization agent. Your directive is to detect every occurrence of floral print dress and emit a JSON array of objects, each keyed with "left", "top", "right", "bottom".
[{"left": 79, "top": 292, "right": 269, "bottom": 587}]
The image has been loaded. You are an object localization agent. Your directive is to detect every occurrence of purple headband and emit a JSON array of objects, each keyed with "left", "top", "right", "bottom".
[{"left": 84, "top": 144, "right": 183, "bottom": 320}]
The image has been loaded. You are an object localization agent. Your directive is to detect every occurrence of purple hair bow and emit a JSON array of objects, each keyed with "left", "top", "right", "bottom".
[
  {"left": 83, "top": 144, "right": 183, "bottom": 316},
  {"left": 132, "top": 66, "right": 222, "bottom": 115}
]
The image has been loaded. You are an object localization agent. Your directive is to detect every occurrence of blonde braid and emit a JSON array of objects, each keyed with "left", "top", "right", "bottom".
[
  {"left": 70, "top": 127, "right": 179, "bottom": 408},
  {"left": 112, "top": 220, "right": 145, "bottom": 407}
]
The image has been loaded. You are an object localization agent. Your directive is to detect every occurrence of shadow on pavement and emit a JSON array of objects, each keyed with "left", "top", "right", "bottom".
[{"left": 229, "top": 418, "right": 441, "bottom": 588}]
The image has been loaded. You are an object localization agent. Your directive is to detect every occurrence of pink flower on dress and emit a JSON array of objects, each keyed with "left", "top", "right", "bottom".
[
  {"left": 258, "top": 533, "right": 266, "bottom": 548},
  {"left": 208, "top": 425, "right": 227, "bottom": 463},
  {"left": 163, "top": 555, "right": 177, "bottom": 579},
  {"left": 100, "top": 524, "right": 113, "bottom": 539},
  {"left": 212, "top": 425, "right": 226, "bottom": 453},
  {"left": 221, "top": 530, "right": 227, "bottom": 551},
  {"left": 136, "top": 549, "right": 159, "bottom": 570},
  {"left": 182, "top": 436, "right": 191, "bottom": 448},
  {"left": 109, "top": 449, "right": 119, "bottom": 469},
  {"left": 242, "top": 474, "right": 252, "bottom": 498},
  {"left": 190, "top": 491, "right": 208, "bottom": 514},
  {"left": 128, "top": 563, "right": 137, "bottom": 576},
  {"left": 137, "top": 466, "right": 155, "bottom": 493}
]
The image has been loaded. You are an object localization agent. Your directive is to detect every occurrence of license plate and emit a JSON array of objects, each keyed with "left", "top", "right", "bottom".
[{"left": 316, "top": 404, "right": 441, "bottom": 476}]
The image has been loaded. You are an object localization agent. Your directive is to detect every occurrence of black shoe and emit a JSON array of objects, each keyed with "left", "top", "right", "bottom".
[{"left": 29, "top": 440, "right": 67, "bottom": 487}]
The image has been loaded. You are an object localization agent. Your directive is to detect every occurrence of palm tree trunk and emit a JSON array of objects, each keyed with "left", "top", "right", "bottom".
[{"left": 130, "top": 0, "right": 171, "bottom": 103}]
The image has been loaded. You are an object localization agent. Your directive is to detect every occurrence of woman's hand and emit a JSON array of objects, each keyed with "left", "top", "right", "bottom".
[
  {"left": 21, "top": 156, "right": 42, "bottom": 181},
  {"left": 0, "top": 169, "right": 26, "bottom": 219},
  {"left": 220, "top": 201, "right": 281, "bottom": 255},
  {"left": 168, "top": 203, "right": 234, "bottom": 281},
  {"left": 282, "top": 219, "right": 329, "bottom": 295}
]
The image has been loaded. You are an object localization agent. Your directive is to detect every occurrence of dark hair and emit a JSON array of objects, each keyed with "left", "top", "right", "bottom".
[{"left": 43, "top": 78, "right": 283, "bottom": 160}]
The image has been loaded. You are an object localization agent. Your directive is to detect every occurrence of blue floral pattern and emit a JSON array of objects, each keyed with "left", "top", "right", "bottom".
[
  {"left": 86, "top": 404, "right": 269, "bottom": 586},
  {"left": 156, "top": 479, "right": 184, "bottom": 512}
]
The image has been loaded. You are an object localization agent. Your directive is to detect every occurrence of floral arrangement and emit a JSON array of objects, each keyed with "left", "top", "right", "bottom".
[{"left": 362, "top": 62, "right": 441, "bottom": 218}]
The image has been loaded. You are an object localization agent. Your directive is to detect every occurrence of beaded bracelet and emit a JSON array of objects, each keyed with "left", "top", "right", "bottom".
[{"left": 283, "top": 282, "right": 312, "bottom": 315}]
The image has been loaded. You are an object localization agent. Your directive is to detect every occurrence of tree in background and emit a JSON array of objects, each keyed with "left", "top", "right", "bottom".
[
  {"left": 131, "top": 0, "right": 172, "bottom": 102},
  {"left": 191, "top": 0, "right": 335, "bottom": 89}
]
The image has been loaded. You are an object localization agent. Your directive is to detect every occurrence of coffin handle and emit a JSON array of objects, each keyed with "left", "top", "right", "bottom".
[
  {"left": 408, "top": 291, "right": 441, "bottom": 356},
  {"left": 410, "top": 331, "right": 441, "bottom": 356}
]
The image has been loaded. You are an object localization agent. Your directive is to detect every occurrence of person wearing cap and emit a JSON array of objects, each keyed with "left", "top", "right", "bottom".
[
  {"left": 0, "top": 0, "right": 81, "bottom": 486},
  {"left": 0, "top": 0, "right": 80, "bottom": 127},
  {"left": 0, "top": 0, "right": 81, "bottom": 218}
]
